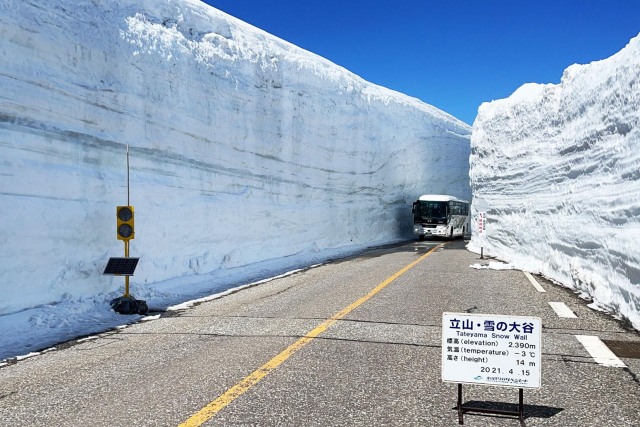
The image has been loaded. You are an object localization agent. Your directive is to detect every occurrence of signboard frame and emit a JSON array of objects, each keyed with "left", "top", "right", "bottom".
[{"left": 442, "top": 312, "right": 542, "bottom": 389}]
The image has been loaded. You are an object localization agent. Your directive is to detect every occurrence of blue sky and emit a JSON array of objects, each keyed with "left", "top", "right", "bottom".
[{"left": 204, "top": 1, "right": 640, "bottom": 125}]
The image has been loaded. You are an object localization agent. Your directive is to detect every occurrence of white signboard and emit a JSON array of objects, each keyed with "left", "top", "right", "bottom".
[
  {"left": 442, "top": 312, "right": 541, "bottom": 388},
  {"left": 477, "top": 212, "right": 486, "bottom": 236}
]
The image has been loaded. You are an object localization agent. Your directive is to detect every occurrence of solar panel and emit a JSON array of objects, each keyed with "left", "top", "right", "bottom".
[{"left": 103, "top": 257, "right": 140, "bottom": 276}]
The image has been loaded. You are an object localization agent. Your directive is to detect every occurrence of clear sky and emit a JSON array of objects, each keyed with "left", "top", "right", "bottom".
[{"left": 203, "top": 0, "right": 640, "bottom": 125}]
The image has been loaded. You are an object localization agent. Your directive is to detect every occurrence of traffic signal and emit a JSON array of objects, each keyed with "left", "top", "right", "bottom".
[{"left": 116, "top": 206, "right": 135, "bottom": 241}]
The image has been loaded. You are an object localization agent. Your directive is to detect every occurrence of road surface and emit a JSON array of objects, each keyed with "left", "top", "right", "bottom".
[{"left": 1, "top": 239, "right": 638, "bottom": 426}]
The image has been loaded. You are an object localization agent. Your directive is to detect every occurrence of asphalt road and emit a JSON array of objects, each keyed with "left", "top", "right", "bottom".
[{"left": 1, "top": 239, "right": 639, "bottom": 426}]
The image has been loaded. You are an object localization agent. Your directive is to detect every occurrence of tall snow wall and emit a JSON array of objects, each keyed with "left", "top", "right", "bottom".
[
  {"left": 469, "top": 34, "right": 640, "bottom": 330},
  {"left": 0, "top": 0, "right": 471, "bottom": 315}
]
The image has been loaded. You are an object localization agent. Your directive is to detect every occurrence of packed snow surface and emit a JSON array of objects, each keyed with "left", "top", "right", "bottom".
[
  {"left": 469, "top": 34, "right": 640, "bottom": 330},
  {"left": 0, "top": 0, "right": 470, "bottom": 359}
]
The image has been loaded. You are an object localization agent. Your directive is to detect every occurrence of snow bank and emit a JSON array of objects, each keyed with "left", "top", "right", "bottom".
[
  {"left": 0, "top": 0, "right": 470, "bottom": 355},
  {"left": 469, "top": 34, "right": 640, "bottom": 330}
]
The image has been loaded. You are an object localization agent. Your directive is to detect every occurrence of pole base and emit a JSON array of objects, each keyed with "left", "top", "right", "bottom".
[{"left": 110, "top": 296, "right": 148, "bottom": 315}]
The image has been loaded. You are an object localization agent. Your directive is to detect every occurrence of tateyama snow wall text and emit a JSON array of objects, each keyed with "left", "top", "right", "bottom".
[
  {"left": 0, "top": 0, "right": 471, "bottom": 316},
  {"left": 469, "top": 34, "right": 640, "bottom": 330}
]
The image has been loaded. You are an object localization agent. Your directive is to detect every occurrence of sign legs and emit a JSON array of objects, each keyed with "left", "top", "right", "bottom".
[
  {"left": 457, "top": 384, "right": 526, "bottom": 426},
  {"left": 457, "top": 383, "right": 463, "bottom": 424}
]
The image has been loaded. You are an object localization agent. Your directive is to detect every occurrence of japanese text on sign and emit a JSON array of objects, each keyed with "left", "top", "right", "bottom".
[{"left": 477, "top": 212, "right": 486, "bottom": 236}]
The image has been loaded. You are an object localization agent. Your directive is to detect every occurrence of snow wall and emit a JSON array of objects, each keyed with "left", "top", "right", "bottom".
[
  {"left": 469, "top": 34, "right": 640, "bottom": 330},
  {"left": 0, "top": 0, "right": 471, "bottom": 316}
]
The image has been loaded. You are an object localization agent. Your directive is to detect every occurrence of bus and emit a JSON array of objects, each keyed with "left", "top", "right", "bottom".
[{"left": 412, "top": 194, "right": 469, "bottom": 240}]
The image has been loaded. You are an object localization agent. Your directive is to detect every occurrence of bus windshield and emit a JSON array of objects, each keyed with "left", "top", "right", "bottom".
[{"left": 415, "top": 201, "right": 447, "bottom": 221}]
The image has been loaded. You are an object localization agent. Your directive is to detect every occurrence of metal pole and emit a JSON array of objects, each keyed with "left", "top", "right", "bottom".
[
  {"left": 124, "top": 241, "right": 130, "bottom": 297},
  {"left": 519, "top": 388, "right": 525, "bottom": 427},
  {"left": 125, "top": 145, "right": 130, "bottom": 298},
  {"left": 126, "top": 144, "right": 130, "bottom": 206},
  {"left": 457, "top": 383, "right": 464, "bottom": 425}
]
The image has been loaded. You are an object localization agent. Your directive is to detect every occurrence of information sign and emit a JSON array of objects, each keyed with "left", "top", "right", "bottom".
[
  {"left": 442, "top": 312, "right": 541, "bottom": 388},
  {"left": 477, "top": 212, "right": 486, "bottom": 236}
]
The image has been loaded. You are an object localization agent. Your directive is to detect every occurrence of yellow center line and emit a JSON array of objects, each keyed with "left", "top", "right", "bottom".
[{"left": 178, "top": 243, "right": 444, "bottom": 427}]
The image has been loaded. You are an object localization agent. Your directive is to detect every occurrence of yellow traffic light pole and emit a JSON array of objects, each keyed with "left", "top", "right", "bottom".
[
  {"left": 117, "top": 205, "right": 135, "bottom": 295},
  {"left": 125, "top": 143, "right": 130, "bottom": 298},
  {"left": 109, "top": 145, "right": 147, "bottom": 315},
  {"left": 124, "top": 240, "right": 130, "bottom": 297},
  {"left": 116, "top": 148, "right": 134, "bottom": 299}
]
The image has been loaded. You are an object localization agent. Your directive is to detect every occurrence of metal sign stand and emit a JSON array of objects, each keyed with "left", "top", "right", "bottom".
[
  {"left": 478, "top": 212, "right": 486, "bottom": 259},
  {"left": 457, "top": 383, "right": 526, "bottom": 426},
  {"left": 443, "top": 312, "right": 540, "bottom": 426}
]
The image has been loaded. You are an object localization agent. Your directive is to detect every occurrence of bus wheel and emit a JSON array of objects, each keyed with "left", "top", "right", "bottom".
[{"left": 418, "top": 235, "right": 425, "bottom": 241}]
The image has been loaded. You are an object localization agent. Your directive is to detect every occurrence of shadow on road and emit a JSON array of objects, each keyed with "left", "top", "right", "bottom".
[
  {"left": 456, "top": 400, "right": 564, "bottom": 421},
  {"left": 352, "top": 238, "right": 472, "bottom": 260}
]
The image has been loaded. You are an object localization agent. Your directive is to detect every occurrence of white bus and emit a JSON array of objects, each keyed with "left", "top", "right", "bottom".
[{"left": 412, "top": 194, "right": 469, "bottom": 240}]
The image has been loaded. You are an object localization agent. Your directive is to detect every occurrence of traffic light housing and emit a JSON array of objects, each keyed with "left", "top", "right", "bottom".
[{"left": 116, "top": 206, "right": 135, "bottom": 241}]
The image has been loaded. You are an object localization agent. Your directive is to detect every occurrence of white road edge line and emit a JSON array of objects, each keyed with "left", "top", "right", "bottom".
[
  {"left": 524, "top": 272, "right": 546, "bottom": 292},
  {"left": 548, "top": 301, "right": 577, "bottom": 318},
  {"left": 575, "top": 335, "right": 627, "bottom": 368}
]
